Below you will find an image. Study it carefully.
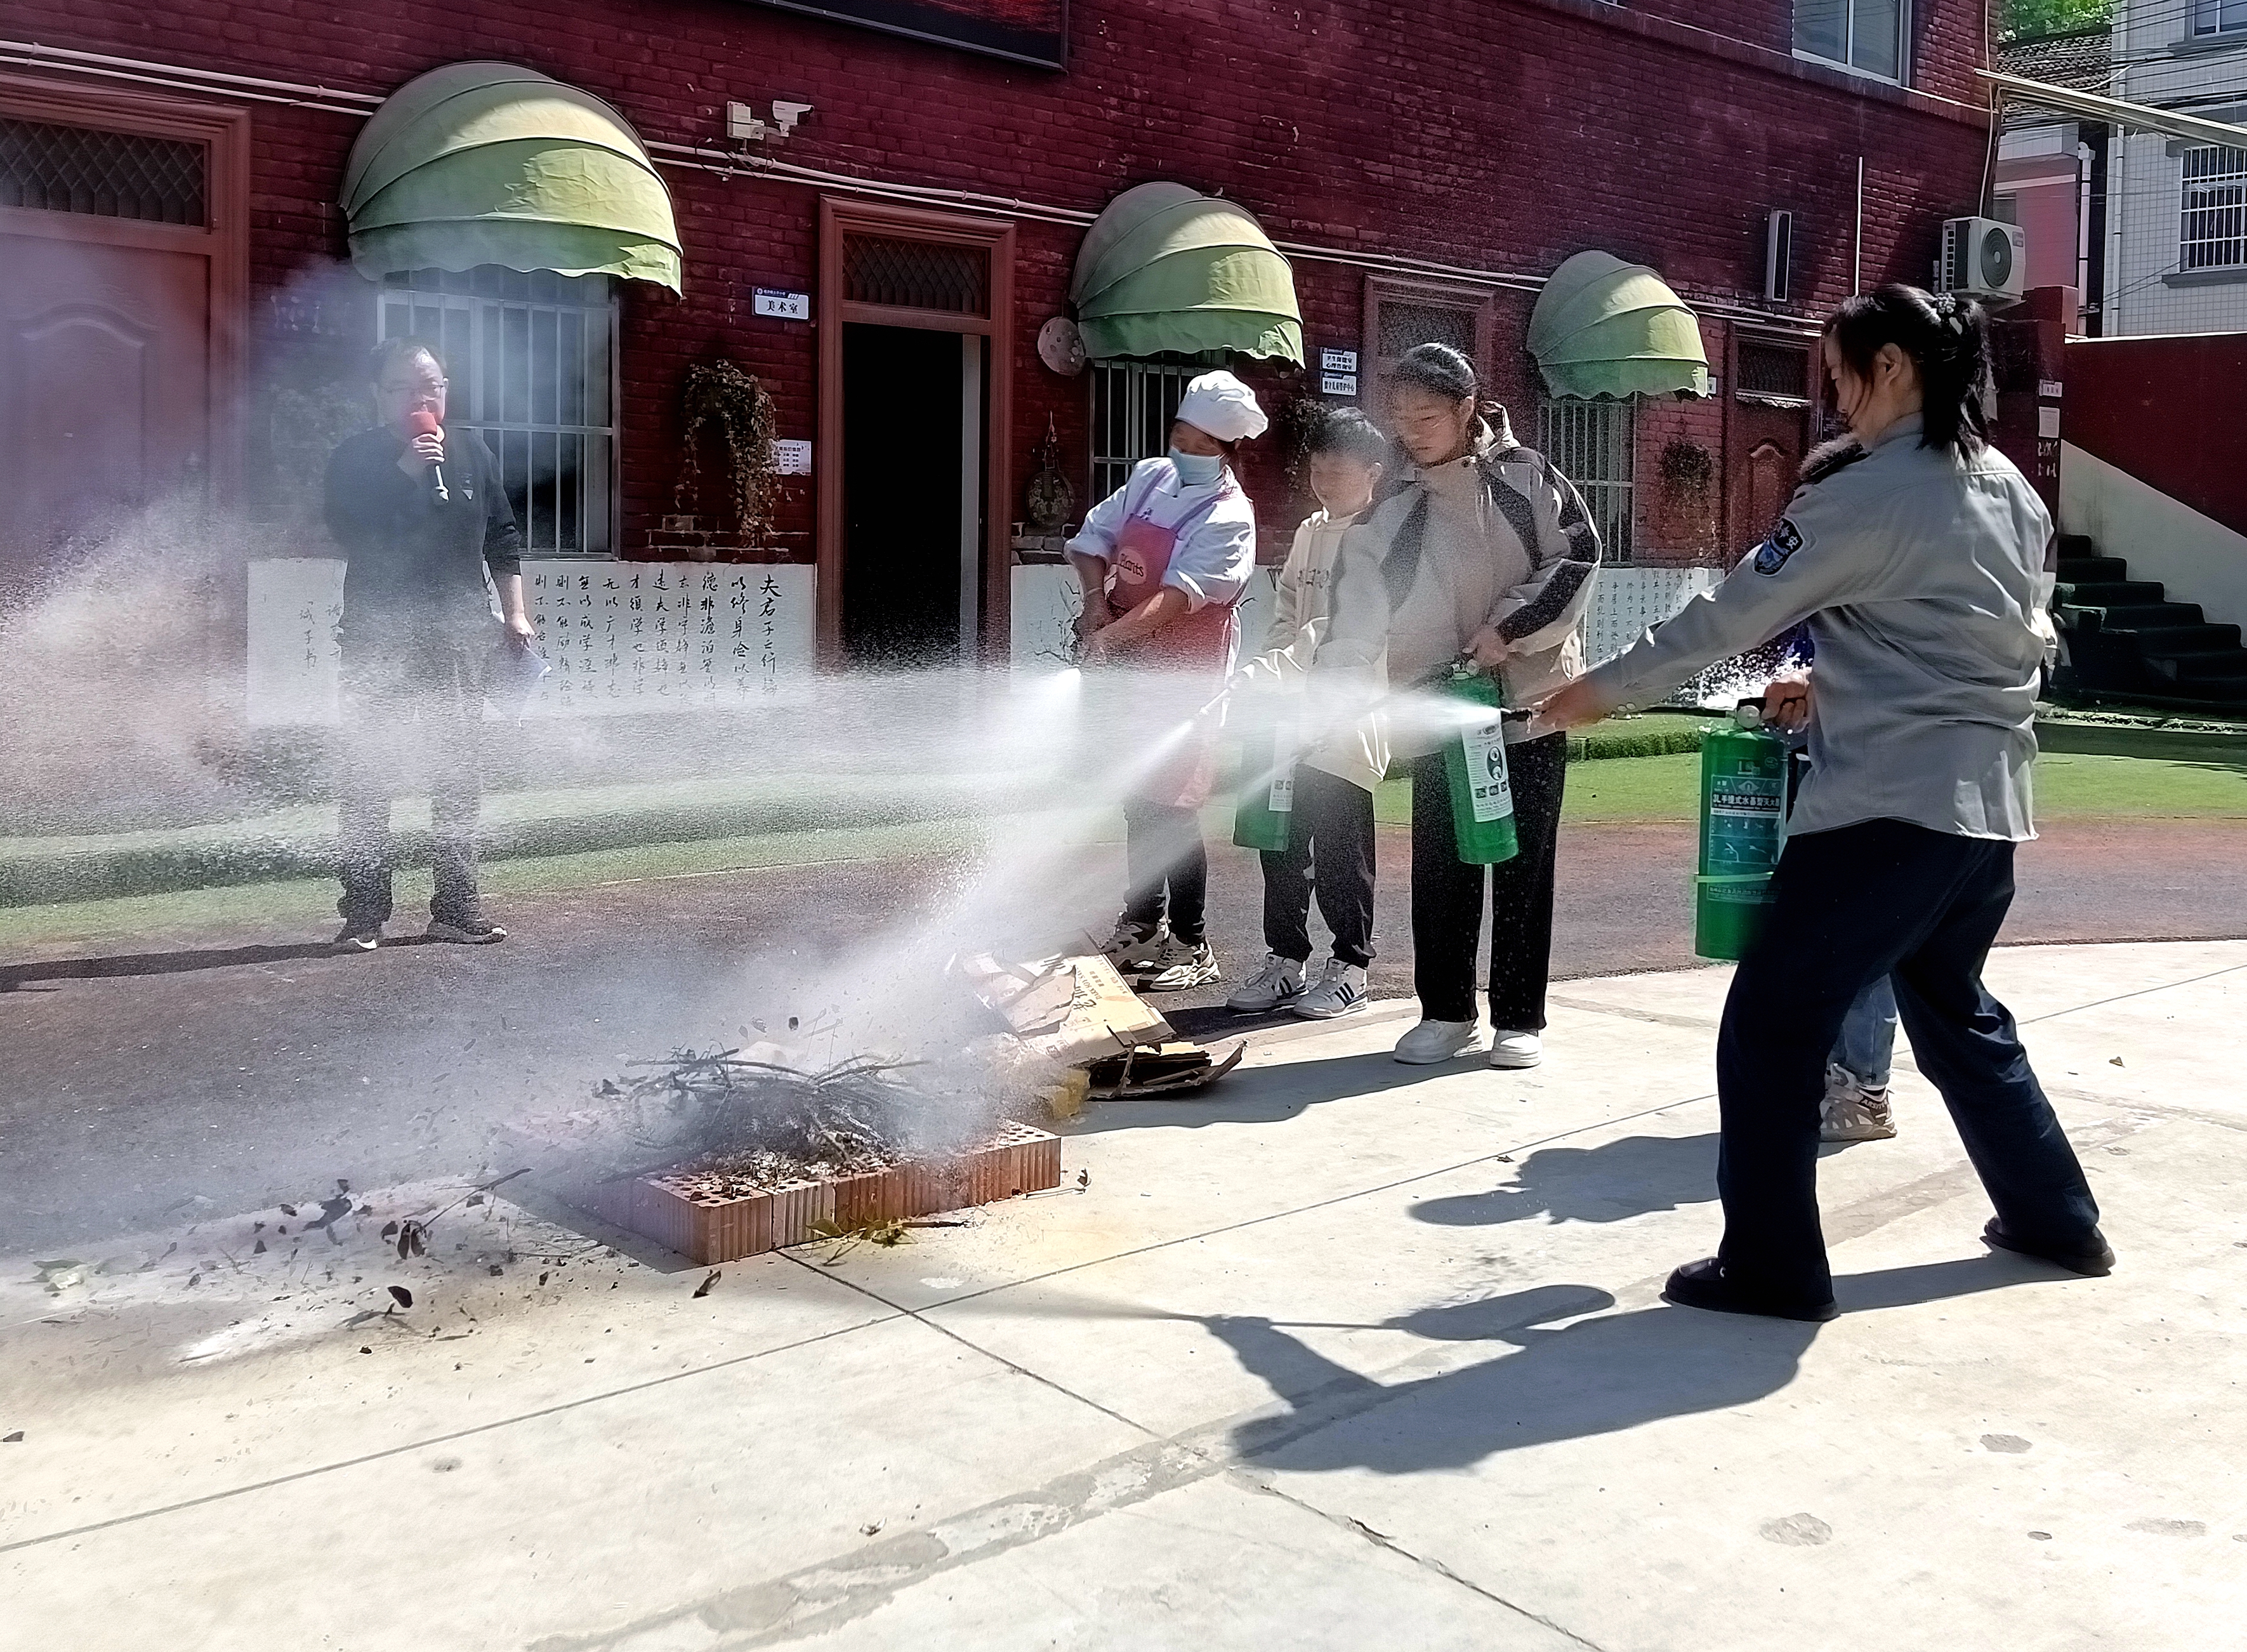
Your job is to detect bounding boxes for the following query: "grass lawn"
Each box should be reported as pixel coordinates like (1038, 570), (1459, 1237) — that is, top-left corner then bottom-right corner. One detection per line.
(1376, 750), (2247, 827)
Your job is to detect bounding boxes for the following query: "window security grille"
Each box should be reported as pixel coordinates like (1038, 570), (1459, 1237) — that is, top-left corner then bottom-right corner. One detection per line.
(843, 235), (989, 315)
(1539, 398), (1637, 565)
(1090, 358), (1201, 505)
(2181, 147), (2247, 272)
(0, 117), (206, 225)
(1794, 0), (1906, 83)
(379, 268), (618, 556)
(1737, 341), (1812, 402)
(1376, 300), (1477, 361)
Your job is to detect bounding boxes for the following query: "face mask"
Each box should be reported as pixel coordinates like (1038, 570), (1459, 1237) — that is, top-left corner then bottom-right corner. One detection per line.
(1168, 447), (1223, 486)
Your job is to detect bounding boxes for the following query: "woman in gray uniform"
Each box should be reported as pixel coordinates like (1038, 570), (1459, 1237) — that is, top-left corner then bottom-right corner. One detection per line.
(1537, 285), (2108, 1321)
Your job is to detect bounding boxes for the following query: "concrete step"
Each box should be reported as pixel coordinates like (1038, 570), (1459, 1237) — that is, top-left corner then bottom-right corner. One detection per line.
(2152, 648), (2247, 684)
(2055, 532), (2100, 560)
(2133, 623), (2244, 654)
(2056, 555), (2130, 583)
(2057, 579), (2168, 606)
(2059, 601), (2205, 630)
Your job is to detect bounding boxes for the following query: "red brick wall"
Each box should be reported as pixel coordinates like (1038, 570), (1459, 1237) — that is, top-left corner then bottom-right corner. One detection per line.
(12, 0), (1991, 568)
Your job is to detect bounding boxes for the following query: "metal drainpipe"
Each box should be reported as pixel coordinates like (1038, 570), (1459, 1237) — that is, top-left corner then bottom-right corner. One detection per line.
(2076, 139), (2094, 322)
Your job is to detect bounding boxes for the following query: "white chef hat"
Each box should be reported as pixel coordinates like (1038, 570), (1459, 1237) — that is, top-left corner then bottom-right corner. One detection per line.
(1173, 370), (1268, 443)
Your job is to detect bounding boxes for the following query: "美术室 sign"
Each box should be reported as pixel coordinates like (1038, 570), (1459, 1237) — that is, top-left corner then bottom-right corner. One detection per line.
(753, 288), (810, 320)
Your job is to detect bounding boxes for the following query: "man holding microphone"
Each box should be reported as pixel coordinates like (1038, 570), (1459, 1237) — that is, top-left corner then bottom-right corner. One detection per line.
(322, 337), (532, 951)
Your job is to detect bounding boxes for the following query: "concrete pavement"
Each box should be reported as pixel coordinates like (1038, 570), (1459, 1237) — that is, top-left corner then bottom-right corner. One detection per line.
(4, 939), (2242, 1650)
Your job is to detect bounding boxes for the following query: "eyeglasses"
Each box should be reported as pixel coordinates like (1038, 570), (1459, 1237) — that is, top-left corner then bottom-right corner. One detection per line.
(379, 379), (449, 393)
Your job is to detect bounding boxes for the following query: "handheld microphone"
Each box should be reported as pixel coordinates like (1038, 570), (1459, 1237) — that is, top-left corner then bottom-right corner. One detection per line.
(406, 409), (450, 503)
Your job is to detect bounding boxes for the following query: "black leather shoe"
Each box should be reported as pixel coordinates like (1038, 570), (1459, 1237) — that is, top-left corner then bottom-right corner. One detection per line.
(1982, 1219), (2115, 1278)
(1662, 1257), (1840, 1323)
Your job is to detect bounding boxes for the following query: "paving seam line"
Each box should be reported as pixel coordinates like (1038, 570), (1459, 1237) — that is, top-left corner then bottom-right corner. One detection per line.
(0, 1311), (907, 1559)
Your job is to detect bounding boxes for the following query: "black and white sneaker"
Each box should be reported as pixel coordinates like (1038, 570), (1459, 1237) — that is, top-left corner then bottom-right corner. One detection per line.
(333, 923), (381, 953)
(1140, 935), (1220, 992)
(425, 918), (507, 944)
(1227, 953), (1306, 1011)
(1291, 961), (1367, 1019)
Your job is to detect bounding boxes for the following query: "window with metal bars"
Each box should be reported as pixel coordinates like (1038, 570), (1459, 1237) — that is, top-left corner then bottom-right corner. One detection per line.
(379, 268), (617, 556)
(1736, 341), (1812, 404)
(1538, 398), (1637, 565)
(0, 117), (206, 225)
(1089, 358), (1205, 505)
(1376, 300), (1477, 361)
(843, 234), (989, 314)
(2180, 146), (2247, 272)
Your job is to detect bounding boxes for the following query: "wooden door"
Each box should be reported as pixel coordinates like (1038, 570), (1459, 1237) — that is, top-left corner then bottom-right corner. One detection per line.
(1, 232), (211, 566)
(0, 75), (248, 600)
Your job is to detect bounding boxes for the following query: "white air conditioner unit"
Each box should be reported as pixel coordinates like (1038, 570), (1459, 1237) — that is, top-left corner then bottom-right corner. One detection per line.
(1939, 216), (2027, 303)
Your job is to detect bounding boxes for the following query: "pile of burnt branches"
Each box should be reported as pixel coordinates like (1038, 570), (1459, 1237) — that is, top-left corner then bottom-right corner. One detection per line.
(605, 1048), (932, 1187)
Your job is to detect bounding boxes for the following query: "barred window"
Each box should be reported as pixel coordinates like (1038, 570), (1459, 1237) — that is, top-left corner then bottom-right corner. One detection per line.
(1736, 341), (1812, 406)
(2181, 146), (2247, 273)
(1539, 398), (1637, 565)
(379, 268), (617, 555)
(0, 117), (205, 225)
(1089, 357), (1203, 504)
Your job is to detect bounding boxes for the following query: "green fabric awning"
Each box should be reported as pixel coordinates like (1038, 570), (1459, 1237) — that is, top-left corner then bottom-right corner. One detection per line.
(1527, 251), (1709, 400)
(1069, 182), (1302, 364)
(342, 62), (682, 292)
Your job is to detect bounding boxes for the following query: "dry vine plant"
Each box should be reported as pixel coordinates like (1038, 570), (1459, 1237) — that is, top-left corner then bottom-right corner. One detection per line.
(673, 360), (781, 539)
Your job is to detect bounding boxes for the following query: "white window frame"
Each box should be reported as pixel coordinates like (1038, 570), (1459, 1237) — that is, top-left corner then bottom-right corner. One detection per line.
(1539, 397), (1637, 566)
(377, 268), (621, 558)
(2180, 145), (2247, 272)
(1793, 1), (1912, 88)
(2191, 1), (2247, 38)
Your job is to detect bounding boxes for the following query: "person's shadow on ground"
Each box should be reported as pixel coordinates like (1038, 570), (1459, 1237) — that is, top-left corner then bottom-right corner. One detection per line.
(0, 937), (439, 991)
(1408, 1132), (1722, 1227)
(1204, 1257), (2051, 1476)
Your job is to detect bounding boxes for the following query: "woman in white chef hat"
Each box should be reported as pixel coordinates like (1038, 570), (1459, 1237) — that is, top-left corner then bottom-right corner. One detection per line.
(1067, 369), (1267, 993)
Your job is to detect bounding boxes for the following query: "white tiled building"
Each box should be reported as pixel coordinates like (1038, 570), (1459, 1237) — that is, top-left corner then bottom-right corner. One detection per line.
(2102, 1), (2247, 335)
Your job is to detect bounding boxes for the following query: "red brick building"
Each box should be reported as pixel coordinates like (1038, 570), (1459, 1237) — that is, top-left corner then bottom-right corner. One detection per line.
(1, 1), (2000, 673)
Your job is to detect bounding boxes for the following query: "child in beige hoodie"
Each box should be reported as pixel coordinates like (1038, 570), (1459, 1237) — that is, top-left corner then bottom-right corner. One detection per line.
(1225, 407), (1390, 1019)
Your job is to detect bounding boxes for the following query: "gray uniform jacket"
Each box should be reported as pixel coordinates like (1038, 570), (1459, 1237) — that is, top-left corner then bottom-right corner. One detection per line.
(1582, 414), (2055, 842)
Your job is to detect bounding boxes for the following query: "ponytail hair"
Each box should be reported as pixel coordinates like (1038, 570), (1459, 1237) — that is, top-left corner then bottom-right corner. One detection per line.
(1388, 341), (1479, 405)
(1824, 284), (1993, 459)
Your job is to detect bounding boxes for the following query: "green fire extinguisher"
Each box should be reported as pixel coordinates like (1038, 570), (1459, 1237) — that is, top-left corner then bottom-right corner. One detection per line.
(1440, 664), (1519, 866)
(1694, 699), (1787, 961)
(1232, 714), (1296, 852)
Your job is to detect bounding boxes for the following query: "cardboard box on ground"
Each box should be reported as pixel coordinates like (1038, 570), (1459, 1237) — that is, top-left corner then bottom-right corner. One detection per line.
(952, 951), (1242, 1111)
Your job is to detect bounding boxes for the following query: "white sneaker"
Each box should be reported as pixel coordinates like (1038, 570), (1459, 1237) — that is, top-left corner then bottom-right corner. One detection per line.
(1821, 1064), (1897, 1141)
(1227, 953), (1305, 1011)
(1102, 922), (1166, 973)
(1393, 1018), (1484, 1064)
(1142, 935), (1220, 992)
(1293, 961), (1369, 1020)
(1488, 1030), (1543, 1069)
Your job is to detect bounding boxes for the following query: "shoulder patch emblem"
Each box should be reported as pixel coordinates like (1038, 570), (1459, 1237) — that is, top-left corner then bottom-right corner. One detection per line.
(1754, 515), (1810, 576)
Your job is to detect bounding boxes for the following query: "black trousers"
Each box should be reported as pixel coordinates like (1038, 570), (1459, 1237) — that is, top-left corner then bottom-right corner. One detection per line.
(1716, 819), (2101, 1305)
(1260, 766), (1377, 968)
(1407, 732), (1566, 1029)
(337, 634), (488, 930)
(1121, 800), (1208, 945)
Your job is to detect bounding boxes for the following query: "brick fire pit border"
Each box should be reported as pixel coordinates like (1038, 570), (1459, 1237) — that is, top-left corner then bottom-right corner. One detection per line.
(584, 1121), (1062, 1264)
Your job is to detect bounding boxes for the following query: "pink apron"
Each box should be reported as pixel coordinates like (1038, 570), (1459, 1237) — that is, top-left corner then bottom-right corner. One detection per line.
(1105, 468), (1243, 809)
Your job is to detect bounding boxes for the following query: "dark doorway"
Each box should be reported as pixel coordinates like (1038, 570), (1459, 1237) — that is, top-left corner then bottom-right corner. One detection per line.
(841, 322), (983, 667)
